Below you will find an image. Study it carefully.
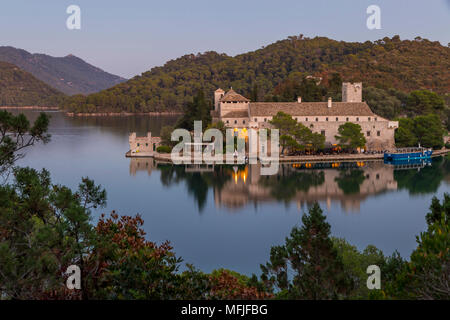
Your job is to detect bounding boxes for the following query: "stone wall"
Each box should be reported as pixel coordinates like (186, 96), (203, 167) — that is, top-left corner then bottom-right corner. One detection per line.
(129, 132), (161, 155)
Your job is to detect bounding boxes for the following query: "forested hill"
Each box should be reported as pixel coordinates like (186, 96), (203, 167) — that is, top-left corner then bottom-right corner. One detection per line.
(0, 46), (126, 95)
(0, 61), (65, 106)
(63, 36), (450, 114)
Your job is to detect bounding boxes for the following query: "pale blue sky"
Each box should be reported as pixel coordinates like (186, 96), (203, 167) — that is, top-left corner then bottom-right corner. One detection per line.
(1, 0), (449, 78)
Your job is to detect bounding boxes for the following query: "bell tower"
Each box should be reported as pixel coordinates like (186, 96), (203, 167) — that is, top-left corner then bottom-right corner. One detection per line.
(214, 88), (225, 111)
(342, 82), (362, 102)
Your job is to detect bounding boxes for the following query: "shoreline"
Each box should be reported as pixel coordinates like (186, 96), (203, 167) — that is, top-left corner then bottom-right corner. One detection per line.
(128, 149), (450, 163)
(66, 111), (182, 117)
(0, 106), (59, 110)
(0, 106), (181, 117)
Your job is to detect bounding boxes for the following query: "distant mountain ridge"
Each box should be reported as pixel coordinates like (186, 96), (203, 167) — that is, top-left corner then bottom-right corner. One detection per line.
(62, 35), (450, 114)
(0, 61), (64, 106)
(0, 46), (126, 95)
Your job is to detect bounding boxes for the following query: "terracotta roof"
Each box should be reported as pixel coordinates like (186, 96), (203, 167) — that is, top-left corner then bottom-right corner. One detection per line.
(220, 89), (250, 102)
(221, 110), (249, 118)
(249, 102), (376, 117)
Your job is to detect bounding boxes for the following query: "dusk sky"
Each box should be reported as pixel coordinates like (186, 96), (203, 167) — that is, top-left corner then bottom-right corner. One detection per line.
(1, 0), (449, 78)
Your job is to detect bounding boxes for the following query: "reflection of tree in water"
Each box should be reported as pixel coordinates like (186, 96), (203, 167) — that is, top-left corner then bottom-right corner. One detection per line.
(394, 157), (446, 194)
(259, 167), (325, 202)
(157, 165), (232, 212)
(334, 169), (366, 194)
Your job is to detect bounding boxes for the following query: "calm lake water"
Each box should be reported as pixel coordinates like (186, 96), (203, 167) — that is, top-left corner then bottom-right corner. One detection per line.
(12, 109), (450, 275)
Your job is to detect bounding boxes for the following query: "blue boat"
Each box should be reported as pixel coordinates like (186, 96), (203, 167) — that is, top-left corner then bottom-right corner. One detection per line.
(384, 147), (433, 161)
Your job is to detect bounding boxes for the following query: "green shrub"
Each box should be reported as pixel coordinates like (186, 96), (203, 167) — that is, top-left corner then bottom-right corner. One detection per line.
(156, 145), (172, 153)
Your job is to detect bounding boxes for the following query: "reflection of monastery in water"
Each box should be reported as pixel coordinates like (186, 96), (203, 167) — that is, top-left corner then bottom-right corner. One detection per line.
(213, 162), (398, 212)
(128, 157), (447, 213)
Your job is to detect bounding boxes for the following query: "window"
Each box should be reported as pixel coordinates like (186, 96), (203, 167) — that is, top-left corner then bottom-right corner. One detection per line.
(264, 118), (267, 122)
(375, 117), (378, 121)
(243, 120), (246, 124)
(254, 118), (257, 122)
(305, 117), (308, 121)
(137, 143), (140, 147)
(315, 118), (318, 122)
(377, 131), (381, 136)
(368, 117), (371, 121)
(356, 117), (359, 121)
(234, 120), (237, 124)
(145, 143), (148, 146)
(367, 131), (370, 136)
(326, 117), (329, 121)
(321, 130), (325, 136)
(376, 174), (380, 180)
(336, 117), (339, 121)
(346, 117), (349, 121)
(226, 120), (229, 124)
(310, 124), (314, 128)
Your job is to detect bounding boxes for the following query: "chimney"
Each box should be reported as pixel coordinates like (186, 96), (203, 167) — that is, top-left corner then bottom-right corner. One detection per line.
(328, 97), (332, 108)
(297, 96), (302, 103)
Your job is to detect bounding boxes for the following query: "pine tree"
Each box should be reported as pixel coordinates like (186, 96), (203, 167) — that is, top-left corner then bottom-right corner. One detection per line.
(176, 89), (211, 131)
(261, 203), (353, 299)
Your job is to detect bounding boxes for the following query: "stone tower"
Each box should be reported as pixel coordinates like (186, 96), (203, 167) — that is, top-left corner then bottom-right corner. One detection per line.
(342, 82), (362, 102)
(214, 88), (225, 111)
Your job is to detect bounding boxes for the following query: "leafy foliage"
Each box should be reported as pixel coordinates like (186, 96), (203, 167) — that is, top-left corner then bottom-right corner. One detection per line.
(61, 36), (450, 114)
(0, 61), (64, 106)
(335, 122), (366, 150)
(270, 111), (325, 153)
(0, 168), (106, 299)
(332, 238), (405, 299)
(395, 114), (444, 148)
(0, 110), (50, 175)
(391, 194), (450, 299)
(260, 203), (354, 299)
(175, 89), (211, 130)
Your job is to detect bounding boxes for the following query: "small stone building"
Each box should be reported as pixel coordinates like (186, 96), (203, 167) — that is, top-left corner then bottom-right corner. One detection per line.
(128, 132), (161, 157)
(211, 83), (398, 151)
